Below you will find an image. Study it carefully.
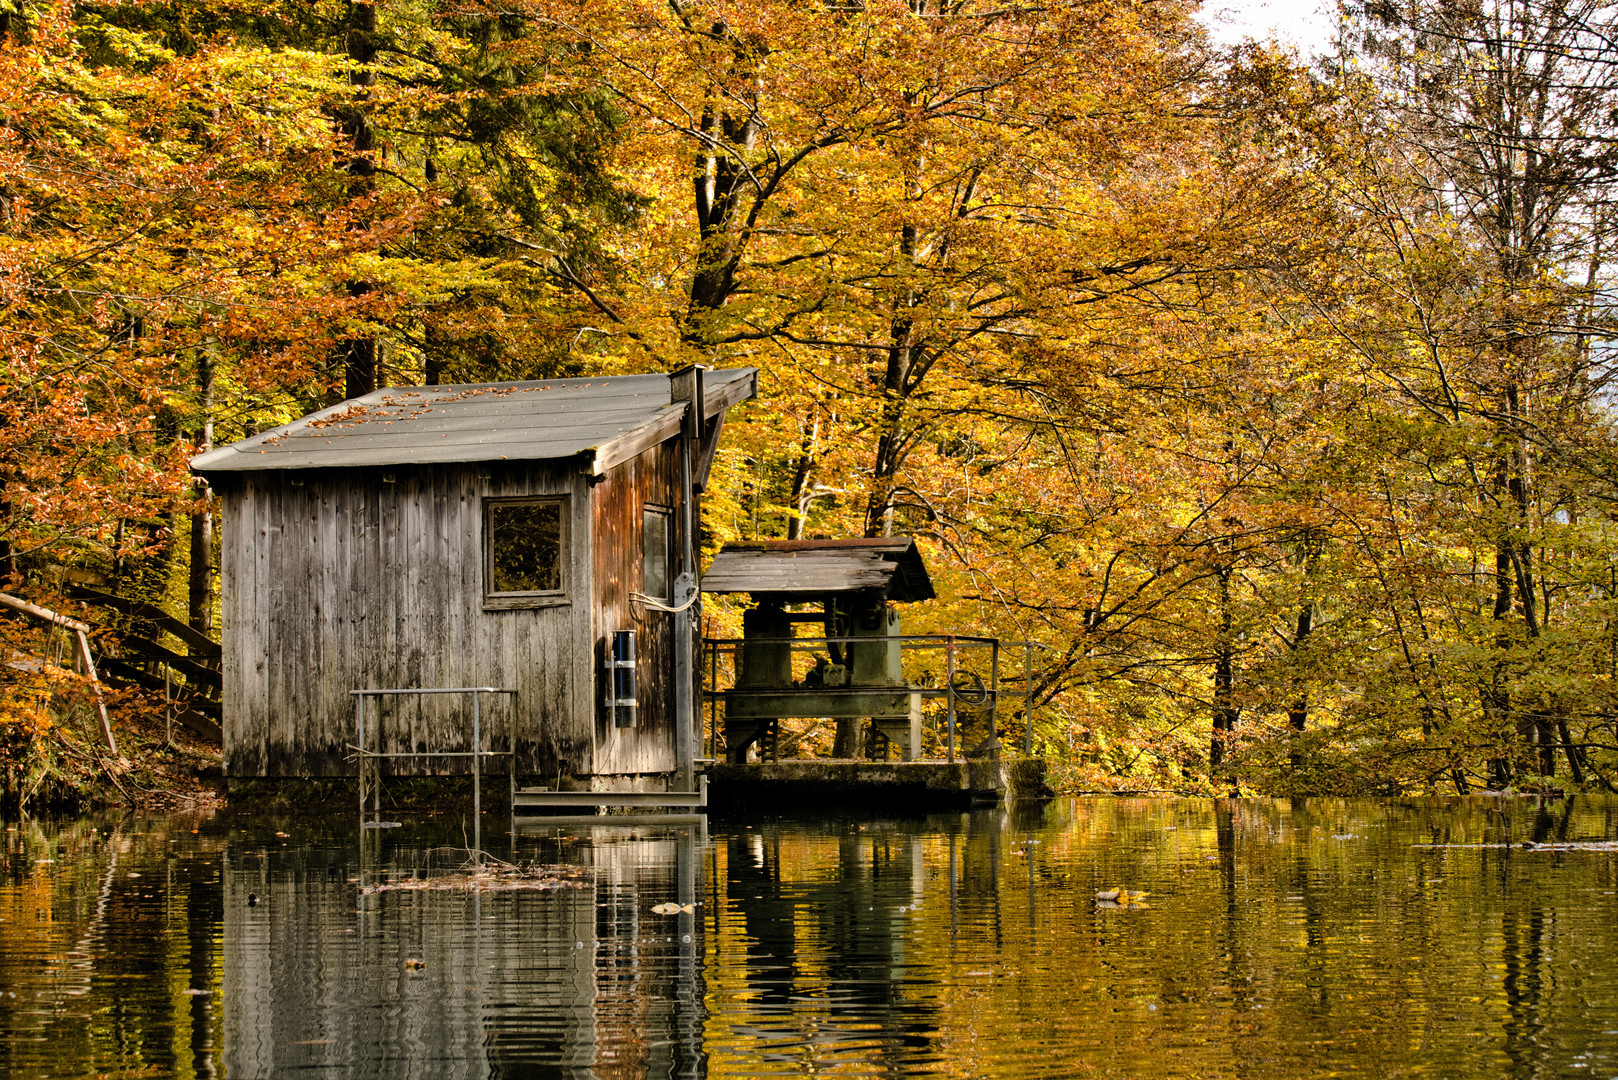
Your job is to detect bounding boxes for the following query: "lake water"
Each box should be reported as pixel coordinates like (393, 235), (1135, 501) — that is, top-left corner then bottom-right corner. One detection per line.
(2, 796), (1616, 1078)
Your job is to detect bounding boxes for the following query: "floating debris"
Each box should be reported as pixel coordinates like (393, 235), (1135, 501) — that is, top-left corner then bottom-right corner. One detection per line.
(362, 821), (402, 829)
(651, 902), (696, 915)
(1411, 841), (1618, 851)
(1096, 887), (1150, 907)
(359, 863), (589, 895)
(182, 989), (211, 996)
(403, 958), (426, 972)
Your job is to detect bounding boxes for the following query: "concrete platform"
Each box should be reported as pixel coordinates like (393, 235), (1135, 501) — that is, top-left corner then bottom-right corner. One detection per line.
(705, 758), (1050, 811)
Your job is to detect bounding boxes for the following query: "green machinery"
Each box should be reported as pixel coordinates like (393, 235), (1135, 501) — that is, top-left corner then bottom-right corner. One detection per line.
(700, 538), (935, 762)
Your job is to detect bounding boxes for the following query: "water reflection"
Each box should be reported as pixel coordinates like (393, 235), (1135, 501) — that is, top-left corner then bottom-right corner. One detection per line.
(224, 818), (708, 1079)
(0, 797), (1615, 1078)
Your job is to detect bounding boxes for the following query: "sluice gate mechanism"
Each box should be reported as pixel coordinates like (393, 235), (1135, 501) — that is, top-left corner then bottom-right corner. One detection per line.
(700, 538), (1002, 765)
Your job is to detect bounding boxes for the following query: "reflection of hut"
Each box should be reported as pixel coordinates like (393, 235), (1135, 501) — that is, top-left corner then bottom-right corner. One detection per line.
(701, 538), (935, 761)
(223, 823), (706, 1077)
(192, 367), (755, 789)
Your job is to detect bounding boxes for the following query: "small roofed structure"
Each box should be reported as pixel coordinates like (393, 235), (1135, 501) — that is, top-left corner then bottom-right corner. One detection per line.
(193, 366), (756, 795)
(702, 537), (934, 762)
(701, 538), (935, 603)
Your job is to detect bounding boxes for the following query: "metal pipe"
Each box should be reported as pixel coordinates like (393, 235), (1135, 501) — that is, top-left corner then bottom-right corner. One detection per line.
(357, 693), (366, 821)
(349, 687), (509, 695)
(374, 707), (382, 814)
(472, 689), (482, 858)
(350, 750), (510, 759)
(349, 687), (515, 828)
(701, 634), (1001, 647)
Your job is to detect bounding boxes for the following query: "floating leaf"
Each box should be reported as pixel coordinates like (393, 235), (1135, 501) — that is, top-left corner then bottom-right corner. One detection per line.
(652, 902), (696, 915)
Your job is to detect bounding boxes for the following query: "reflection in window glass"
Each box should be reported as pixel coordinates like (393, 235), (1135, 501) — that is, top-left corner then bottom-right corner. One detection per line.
(488, 501), (563, 594)
(643, 508), (670, 599)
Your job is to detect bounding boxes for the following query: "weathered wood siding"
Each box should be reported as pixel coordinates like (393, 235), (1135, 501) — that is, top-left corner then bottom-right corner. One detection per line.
(590, 439), (681, 776)
(217, 462), (595, 777)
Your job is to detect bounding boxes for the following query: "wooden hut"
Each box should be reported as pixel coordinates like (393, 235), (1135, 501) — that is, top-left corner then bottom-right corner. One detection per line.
(191, 366), (756, 791)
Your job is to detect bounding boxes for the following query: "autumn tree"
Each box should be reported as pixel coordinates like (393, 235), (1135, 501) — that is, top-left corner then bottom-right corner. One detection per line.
(1312, 0), (1618, 785)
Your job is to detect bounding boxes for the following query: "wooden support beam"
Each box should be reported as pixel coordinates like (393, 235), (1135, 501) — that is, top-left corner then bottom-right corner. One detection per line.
(69, 586), (220, 657)
(0, 591), (90, 633)
(73, 630), (117, 755)
(587, 404), (686, 476)
(693, 411), (726, 493)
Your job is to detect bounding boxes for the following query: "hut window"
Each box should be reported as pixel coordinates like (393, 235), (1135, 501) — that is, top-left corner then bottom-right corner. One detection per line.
(643, 506), (671, 600)
(484, 497), (568, 607)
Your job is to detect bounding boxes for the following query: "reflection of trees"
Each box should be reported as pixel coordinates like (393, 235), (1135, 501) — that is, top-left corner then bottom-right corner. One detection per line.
(4, 800), (1618, 1076)
(0, 815), (226, 1077)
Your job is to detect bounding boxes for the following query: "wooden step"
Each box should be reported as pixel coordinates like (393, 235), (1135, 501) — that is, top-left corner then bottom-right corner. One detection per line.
(512, 776), (707, 812)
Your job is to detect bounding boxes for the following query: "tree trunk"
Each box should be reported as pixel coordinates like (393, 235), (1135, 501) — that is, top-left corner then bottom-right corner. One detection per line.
(1210, 564), (1237, 776)
(0, 487), (14, 587)
(1287, 599), (1313, 772)
(188, 350), (215, 639)
(340, 0), (379, 399)
(785, 415), (820, 541)
(864, 222), (922, 539)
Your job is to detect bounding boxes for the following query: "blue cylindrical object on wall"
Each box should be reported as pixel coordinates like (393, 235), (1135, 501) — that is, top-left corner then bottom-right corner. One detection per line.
(612, 629), (638, 728)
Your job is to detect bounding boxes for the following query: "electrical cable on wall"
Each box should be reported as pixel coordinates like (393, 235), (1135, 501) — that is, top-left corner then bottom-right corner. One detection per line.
(630, 590), (700, 613)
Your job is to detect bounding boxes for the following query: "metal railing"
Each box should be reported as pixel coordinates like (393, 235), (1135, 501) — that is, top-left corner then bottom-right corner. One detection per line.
(701, 634), (1002, 762)
(350, 687), (517, 830)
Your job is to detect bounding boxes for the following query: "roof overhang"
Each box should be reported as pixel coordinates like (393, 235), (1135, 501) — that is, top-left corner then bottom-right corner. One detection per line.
(701, 537), (935, 603)
(191, 367), (758, 477)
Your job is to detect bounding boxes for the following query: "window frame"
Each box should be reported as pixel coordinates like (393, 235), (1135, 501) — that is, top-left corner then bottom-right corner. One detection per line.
(482, 495), (571, 610)
(642, 503), (673, 602)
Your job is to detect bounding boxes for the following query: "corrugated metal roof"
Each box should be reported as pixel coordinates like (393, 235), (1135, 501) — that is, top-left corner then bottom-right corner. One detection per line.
(191, 368), (756, 474)
(702, 538), (935, 602)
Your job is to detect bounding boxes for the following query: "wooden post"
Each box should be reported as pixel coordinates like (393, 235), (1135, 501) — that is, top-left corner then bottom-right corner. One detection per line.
(74, 630), (117, 756)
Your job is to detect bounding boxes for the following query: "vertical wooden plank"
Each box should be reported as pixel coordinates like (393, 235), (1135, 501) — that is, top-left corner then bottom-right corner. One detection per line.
(262, 475), (286, 771)
(220, 482), (253, 774)
(589, 439), (678, 778)
(310, 477), (341, 772)
(330, 475), (355, 774)
(315, 478), (339, 769)
(456, 466), (481, 769)
(570, 465), (589, 779)
(400, 468), (427, 765)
